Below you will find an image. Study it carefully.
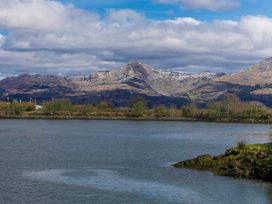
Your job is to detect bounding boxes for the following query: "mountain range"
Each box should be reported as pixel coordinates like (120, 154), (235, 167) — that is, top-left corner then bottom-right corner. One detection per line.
(0, 58), (272, 107)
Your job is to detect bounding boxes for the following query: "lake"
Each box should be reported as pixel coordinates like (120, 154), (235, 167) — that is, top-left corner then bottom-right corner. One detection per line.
(0, 120), (271, 203)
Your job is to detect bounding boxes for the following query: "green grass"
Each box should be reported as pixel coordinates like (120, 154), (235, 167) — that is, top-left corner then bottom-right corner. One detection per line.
(174, 142), (272, 182)
(246, 143), (272, 151)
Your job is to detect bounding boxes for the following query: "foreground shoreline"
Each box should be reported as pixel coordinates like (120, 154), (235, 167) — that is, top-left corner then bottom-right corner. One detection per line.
(173, 143), (272, 182)
(0, 114), (271, 124)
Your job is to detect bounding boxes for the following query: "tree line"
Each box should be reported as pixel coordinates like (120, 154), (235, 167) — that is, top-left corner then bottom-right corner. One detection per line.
(0, 95), (271, 122)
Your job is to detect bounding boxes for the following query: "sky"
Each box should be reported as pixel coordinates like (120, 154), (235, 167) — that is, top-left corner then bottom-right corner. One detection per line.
(0, 0), (272, 77)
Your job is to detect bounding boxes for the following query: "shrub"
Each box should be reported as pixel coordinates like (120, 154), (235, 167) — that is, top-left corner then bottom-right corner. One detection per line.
(43, 99), (72, 115)
(8, 102), (36, 115)
(237, 140), (247, 150)
(80, 104), (96, 116)
(97, 101), (112, 111)
(181, 103), (198, 117)
(0, 102), (10, 114)
(153, 105), (170, 117)
(131, 99), (146, 117)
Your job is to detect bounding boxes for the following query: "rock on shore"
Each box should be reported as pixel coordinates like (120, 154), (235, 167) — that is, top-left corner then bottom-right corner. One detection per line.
(173, 143), (272, 182)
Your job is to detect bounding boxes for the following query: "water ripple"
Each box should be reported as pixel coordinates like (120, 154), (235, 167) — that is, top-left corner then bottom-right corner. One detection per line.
(24, 169), (210, 203)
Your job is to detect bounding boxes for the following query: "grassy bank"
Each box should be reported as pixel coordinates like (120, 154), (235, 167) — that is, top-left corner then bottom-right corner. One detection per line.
(173, 143), (272, 182)
(0, 114), (272, 124)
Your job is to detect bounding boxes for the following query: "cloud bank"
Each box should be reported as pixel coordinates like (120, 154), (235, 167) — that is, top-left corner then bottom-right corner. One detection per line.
(0, 0), (271, 76)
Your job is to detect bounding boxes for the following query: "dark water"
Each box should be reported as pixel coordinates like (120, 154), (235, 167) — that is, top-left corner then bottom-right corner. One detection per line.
(0, 120), (271, 204)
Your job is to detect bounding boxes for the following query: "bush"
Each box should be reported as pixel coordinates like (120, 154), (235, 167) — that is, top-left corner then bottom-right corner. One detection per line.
(0, 102), (10, 114)
(131, 99), (146, 117)
(153, 105), (170, 117)
(96, 101), (112, 111)
(43, 99), (72, 115)
(237, 140), (247, 150)
(80, 104), (96, 116)
(207, 95), (243, 118)
(181, 103), (198, 117)
(0, 101), (36, 116)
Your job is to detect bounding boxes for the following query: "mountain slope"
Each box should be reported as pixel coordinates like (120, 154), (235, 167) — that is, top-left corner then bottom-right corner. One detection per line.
(71, 61), (222, 97)
(0, 74), (78, 92)
(216, 58), (272, 86)
(190, 58), (272, 106)
(0, 74), (79, 101)
(0, 59), (272, 107)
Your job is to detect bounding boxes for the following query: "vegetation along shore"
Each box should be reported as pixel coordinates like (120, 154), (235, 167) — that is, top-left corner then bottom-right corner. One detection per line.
(1, 95), (272, 123)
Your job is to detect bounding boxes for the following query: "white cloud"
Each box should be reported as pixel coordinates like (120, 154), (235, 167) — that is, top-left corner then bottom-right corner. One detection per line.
(0, 49), (123, 76)
(0, 33), (4, 47)
(0, 0), (99, 32)
(162, 17), (201, 25)
(155, 0), (240, 11)
(0, 0), (271, 77)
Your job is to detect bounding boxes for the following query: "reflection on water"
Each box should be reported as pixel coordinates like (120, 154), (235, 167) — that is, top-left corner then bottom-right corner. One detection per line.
(25, 169), (210, 203)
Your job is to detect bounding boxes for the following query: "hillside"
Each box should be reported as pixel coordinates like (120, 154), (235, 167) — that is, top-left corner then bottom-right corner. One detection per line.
(186, 58), (272, 106)
(0, 59), (272, 107)
(70, 61), (221, 96)
(217, 58), (272, 86)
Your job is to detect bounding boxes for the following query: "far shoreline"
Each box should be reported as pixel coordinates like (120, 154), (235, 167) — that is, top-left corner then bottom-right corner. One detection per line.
(0, 115), (271, 124)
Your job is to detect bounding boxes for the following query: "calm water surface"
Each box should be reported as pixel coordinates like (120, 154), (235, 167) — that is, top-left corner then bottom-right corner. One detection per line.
(0, 120), (271, 204)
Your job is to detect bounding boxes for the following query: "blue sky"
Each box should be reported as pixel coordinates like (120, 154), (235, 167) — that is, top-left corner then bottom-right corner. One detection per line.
(59, 0), (272, 20)
(0, 0), (271, 77)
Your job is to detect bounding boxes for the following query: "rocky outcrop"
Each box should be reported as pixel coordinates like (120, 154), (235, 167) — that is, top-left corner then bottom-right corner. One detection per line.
(173, 143), (272, 182)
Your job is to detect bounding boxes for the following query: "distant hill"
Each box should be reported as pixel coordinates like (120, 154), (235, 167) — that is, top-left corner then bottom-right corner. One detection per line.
(0, 60), (272, 107)
(216, 57), (272, 86)
(190, 58), (272, 106)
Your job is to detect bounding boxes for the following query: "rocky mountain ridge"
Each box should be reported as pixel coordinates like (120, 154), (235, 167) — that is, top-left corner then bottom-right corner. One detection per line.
(0, 59), (272, 107)
(70, 61), (223, 97)
(216, 57), (272, 86)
